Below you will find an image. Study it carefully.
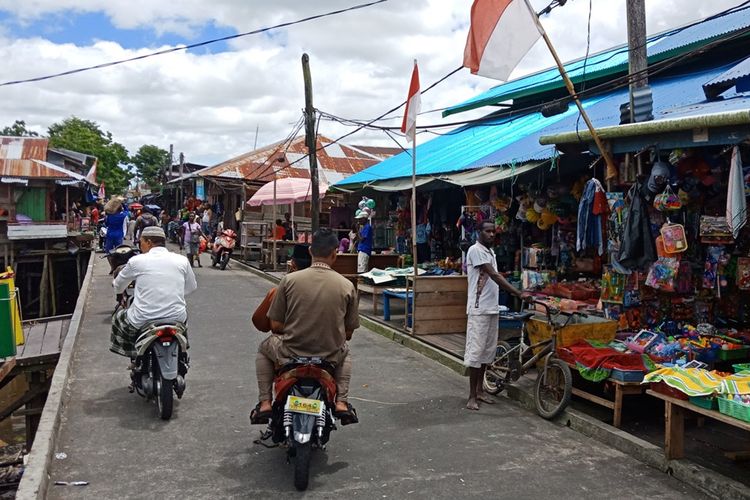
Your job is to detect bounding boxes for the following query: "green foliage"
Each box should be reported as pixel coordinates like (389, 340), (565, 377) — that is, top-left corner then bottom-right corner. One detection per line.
(47, 117), (132, 194)
(131, 144), (170, 191)
(1, 120), (39, 137)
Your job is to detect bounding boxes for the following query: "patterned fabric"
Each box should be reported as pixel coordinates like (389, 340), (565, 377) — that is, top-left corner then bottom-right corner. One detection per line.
(559, 340), (653, 382)
(111, 309), (139, 358)
(644, 367), (750, 396)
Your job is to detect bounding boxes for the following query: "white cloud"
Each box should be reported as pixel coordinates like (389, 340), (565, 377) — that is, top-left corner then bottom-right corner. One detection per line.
(0, 0), (742, 166)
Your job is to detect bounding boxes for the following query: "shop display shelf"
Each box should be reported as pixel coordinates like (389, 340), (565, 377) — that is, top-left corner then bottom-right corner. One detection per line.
(718, 397), (750, 423)
(688, 395), (719, 410)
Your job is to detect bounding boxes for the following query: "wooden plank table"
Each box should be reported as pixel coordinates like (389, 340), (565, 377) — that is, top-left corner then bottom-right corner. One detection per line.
(567, 362), (647, 428)
(646, 389), (750, 460)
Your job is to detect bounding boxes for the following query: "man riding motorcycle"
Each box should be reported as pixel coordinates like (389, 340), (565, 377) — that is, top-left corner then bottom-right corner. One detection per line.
(111, 226), (197, 360)
(251, 228), (359, 424)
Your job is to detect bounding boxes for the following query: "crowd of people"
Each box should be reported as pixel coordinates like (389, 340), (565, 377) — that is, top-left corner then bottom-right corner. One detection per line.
(97, 196), (227, 268)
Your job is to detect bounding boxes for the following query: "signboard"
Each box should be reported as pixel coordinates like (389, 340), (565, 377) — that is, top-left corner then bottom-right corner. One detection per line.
(195, 179), (205, 200)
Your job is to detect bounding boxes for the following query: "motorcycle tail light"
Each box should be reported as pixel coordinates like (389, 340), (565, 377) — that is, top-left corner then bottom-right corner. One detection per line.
(156, 327), (175, 337)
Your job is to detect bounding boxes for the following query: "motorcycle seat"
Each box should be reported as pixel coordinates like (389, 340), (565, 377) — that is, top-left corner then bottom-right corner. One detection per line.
(277, 358), (336, 377)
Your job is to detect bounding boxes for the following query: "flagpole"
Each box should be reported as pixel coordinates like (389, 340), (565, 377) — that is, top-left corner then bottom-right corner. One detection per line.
(529, 2), (618, 181)
(409, 59), (419, 333)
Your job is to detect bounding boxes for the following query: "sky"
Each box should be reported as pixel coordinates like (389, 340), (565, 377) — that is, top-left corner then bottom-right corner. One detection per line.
(0, 0), (743, 166)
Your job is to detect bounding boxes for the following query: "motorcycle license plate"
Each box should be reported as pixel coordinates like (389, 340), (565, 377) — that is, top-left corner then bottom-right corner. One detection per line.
(285, 396), (323, 416)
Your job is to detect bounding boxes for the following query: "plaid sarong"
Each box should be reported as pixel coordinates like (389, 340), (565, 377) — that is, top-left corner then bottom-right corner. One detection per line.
(111, 309), (139, 358)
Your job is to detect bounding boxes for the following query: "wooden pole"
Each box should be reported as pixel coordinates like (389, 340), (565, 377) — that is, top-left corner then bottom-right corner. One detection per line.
(302, 53), (320, 233)
(534, 18), (618, 181)
(409, 59), (419, 332)
(49, 257), (56, 316)
(627, 0), (647, 176)
(272, 176), (277, 271)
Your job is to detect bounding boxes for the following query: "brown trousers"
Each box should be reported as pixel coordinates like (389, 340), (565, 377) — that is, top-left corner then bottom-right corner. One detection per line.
(256, 335), (352, 403)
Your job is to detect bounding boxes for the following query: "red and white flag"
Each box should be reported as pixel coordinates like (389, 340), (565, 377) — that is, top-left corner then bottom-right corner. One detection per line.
(400, 60), (421, 142)
(85, 160), (97, 184)
(98, 182), (105, 199)
(463, 0), (543, 81)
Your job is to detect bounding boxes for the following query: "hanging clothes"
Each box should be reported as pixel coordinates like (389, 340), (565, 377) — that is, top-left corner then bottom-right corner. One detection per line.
(727, 145), (747, 239)
(617, 181), (657, 270)
(576, 178), (605, 256)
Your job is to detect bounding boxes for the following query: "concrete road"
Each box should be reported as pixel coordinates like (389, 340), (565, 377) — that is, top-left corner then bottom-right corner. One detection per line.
(47, 251), (705, 499)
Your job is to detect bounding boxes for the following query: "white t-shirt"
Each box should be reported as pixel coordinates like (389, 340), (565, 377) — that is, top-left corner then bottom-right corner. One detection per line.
(466, 242), (499, 316)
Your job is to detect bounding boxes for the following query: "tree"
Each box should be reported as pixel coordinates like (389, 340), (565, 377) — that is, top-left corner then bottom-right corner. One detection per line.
(131, 145), (170, 191)
(1, 120), (39, 137)
(47, 117), (132, 194)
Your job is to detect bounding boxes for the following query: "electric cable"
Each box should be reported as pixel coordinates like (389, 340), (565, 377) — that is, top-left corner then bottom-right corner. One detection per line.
(0, 0), (389, 87)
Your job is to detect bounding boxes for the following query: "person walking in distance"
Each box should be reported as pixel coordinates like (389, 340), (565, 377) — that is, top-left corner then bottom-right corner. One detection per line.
(183, 213), (204, 268)
(356, 213), (372, 273)
(464, 221), (531, 411)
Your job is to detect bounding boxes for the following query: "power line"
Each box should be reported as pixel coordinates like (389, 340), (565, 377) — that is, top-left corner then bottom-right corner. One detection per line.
(0, 0), (389, 87)
(318, 23), (750, 136)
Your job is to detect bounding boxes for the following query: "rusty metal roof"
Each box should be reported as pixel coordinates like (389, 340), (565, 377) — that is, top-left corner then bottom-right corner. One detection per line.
(198, 135), (388, 186)
(349, 145), (402, 159)
(0, 136), (48, 161)
(0, 136), (87, 181)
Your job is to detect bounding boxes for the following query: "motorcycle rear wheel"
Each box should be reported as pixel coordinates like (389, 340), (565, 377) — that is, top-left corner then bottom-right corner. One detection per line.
(220, 252), (230, 270)
(156, 375), (174, 420)
(293, 442), (312, 491)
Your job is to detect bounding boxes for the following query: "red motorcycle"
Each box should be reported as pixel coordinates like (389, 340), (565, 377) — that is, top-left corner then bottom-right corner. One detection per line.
(211, 228), (236, 270)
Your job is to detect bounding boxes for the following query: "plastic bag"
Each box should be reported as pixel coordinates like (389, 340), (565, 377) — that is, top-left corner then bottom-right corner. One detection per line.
(653, 185), (682, 211)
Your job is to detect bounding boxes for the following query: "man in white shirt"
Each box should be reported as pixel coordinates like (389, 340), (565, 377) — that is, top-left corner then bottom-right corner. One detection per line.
(465, 221), (530, 411)
(110, 226), (197, 358)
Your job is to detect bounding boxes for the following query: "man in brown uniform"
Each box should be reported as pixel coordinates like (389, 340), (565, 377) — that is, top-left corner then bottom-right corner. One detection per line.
(252, 228), (359, 421)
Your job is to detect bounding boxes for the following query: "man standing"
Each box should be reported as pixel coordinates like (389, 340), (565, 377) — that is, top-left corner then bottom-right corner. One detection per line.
(111, 226), (197, 358)
(356, 214), (373, 273)
(251, 229), (359, 424)
(465, 221), (530, 411)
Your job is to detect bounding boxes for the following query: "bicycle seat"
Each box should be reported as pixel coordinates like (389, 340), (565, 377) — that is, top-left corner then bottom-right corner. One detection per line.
(517, 311), (536, 322)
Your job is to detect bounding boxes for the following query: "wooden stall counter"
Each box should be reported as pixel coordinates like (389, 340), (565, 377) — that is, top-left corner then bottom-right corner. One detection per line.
(331, 253), (400, 275)
(407, 275), (467, 335)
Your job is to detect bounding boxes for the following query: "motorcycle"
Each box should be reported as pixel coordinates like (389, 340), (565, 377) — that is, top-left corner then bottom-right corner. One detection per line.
(255, 356), (353, 491)
(167, 220), (182, 245)
(97, 221), (107, 251)
(107, 245), (139, 315)
(130, 322), (189, 420)
(211, 228), (237, 270)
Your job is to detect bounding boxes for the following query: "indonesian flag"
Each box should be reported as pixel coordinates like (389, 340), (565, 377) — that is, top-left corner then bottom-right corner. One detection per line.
(98, 182), (105, 199)
(400, 60), (421, 142)
(85, 160), (97, 184)
(463, 0), (544, 81)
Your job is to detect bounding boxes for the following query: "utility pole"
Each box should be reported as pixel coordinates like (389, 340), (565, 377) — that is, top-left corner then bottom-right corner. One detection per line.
(627, 0), (648, 121)
(302, 53), (320, 233)
(179, 151), (185, 211)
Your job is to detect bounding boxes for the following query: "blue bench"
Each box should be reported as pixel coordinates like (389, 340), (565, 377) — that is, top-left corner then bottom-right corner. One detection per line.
(382, 289), (413, 327)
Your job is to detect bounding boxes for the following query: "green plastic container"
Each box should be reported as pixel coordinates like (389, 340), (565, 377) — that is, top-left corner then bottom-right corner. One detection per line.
(718, 397), (750, 423)
(689, 395), (718, 410)
(718, 347), (750, 361)
(0, 283), (18, 358)
(733, 363), (750, 374)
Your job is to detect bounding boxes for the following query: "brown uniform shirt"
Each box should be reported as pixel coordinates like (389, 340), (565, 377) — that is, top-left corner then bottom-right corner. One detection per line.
(267, 263), (359, 360)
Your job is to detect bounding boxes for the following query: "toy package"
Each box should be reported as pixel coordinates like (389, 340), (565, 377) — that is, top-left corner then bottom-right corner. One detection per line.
(737, 257), (750, 290)
(660, 222), (688, 254)
(646, 257), (680, 292)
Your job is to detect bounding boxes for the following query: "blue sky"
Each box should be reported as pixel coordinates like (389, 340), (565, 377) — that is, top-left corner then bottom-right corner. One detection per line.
(0, 10), (236, 53)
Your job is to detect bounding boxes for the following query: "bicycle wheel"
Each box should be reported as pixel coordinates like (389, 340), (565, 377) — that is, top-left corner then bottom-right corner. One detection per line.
(483, 341), (513, 395)
(534, 358), (572, 420)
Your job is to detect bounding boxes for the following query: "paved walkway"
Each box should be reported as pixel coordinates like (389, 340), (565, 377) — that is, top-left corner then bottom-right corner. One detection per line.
(46, 251), (705, 499)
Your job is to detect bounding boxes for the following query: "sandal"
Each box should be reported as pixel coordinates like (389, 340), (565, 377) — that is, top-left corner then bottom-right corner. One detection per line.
(249, 403), (272, 425)
(333, 402), (359, 426)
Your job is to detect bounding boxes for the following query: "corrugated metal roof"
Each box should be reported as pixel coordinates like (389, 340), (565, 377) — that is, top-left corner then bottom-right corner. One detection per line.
(337, 65), (731, 187)
(197, 135), (385, 185)
(703, 56), (750, 98)
(0, 136), (88, 181)
(0, 158), (87, 180)
(444, 6), (750, 117)
(0, 136), (48, 160)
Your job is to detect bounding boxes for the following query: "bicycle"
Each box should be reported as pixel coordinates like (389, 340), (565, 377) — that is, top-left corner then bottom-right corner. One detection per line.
(483, 301), (583, 420)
